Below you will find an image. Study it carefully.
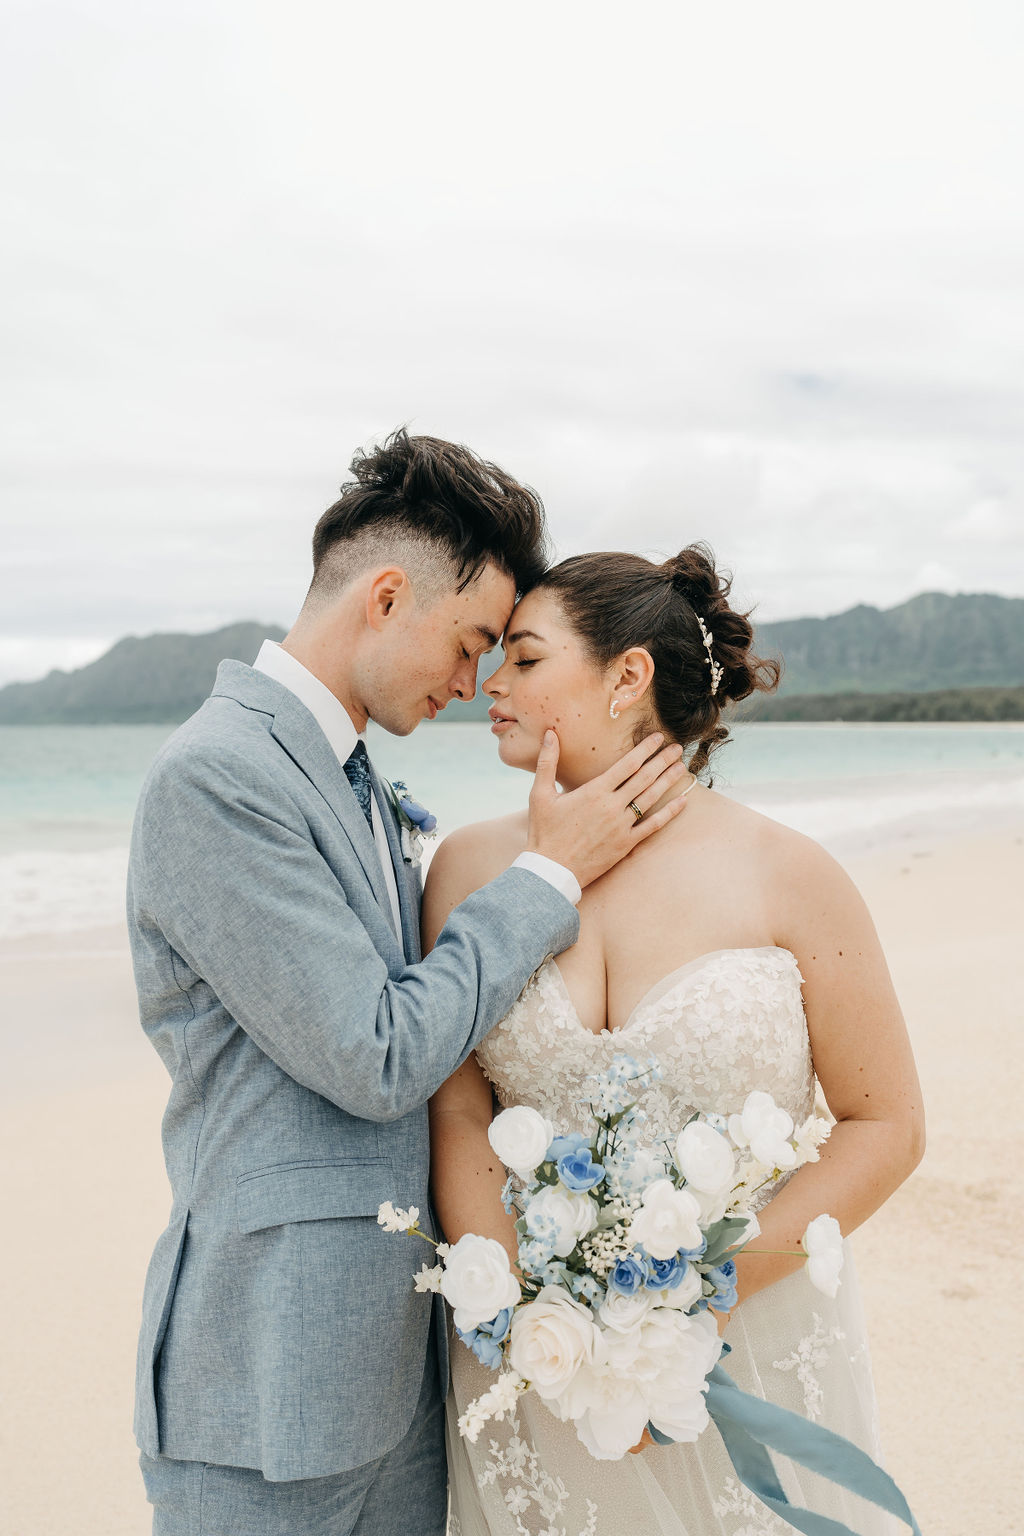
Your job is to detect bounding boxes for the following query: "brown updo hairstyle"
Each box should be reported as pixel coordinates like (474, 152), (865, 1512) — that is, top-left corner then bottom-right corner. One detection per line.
(534, 544), (781, 780)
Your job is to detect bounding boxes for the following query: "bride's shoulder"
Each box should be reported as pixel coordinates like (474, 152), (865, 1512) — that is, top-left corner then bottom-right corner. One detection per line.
(706, 791), (851, 893)
(424, 810), (529, 902)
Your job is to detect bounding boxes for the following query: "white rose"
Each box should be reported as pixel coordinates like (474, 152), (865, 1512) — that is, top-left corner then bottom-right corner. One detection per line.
(675, 1121), (735, 1194)
(439, 1233), (521, 1332)
(597, 1287), (655, 1334)
(728, 1091), (797, 1170)
(524, 1184), (599, 1258)
(507, 1288), (603, 1401)
(802, 1213), (845, 1298)
(487, 1105), (554, 1177)
(629, 1179), (704, 1260)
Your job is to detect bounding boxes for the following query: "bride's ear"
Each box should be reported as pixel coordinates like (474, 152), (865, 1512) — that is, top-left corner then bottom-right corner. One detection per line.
(609, 647), (655, 712)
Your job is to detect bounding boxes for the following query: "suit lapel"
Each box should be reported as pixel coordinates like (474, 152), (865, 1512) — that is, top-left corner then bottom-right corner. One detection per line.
(212, 662), (411, 959)
(369, 761), (422, 963)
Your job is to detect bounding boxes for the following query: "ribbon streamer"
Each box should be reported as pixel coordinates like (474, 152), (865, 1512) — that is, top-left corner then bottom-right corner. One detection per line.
(646, 1352), (921, 1535)
(701, 1361), (921, 1535)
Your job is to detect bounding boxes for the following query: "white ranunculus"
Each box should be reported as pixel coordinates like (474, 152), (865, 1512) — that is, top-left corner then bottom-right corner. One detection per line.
(654, 1261), (703, 1314)
(692, 1184), (731, 1227)
(524, 1184), (599, 1258)
(439, 1234), (521, 1332)
(675, 1121), (736, 1194)
(629, 1179), (704, 1260)
(487, 1105), (554, 1177)
(507, 1288), (603, 1401)
(728, 1091), (798, 1170)
(802, 1214), (845, 1298)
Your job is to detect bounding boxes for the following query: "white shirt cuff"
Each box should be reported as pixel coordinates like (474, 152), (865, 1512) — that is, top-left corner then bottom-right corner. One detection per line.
(511, 852), (582, 907)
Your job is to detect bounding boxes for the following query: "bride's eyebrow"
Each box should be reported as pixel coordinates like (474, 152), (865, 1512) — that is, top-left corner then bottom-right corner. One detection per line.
(504, 627), (547, 646)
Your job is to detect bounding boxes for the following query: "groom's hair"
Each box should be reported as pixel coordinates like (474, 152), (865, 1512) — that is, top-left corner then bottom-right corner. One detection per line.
(307, 428), (549, 606)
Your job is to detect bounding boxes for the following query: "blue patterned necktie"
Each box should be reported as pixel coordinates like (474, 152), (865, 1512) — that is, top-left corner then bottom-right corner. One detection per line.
(343, 740), (374, 832)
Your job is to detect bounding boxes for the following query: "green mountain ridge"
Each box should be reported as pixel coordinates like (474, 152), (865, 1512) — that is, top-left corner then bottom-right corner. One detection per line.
(0, 592), (1021, 725)
(0, 622), (286, 724)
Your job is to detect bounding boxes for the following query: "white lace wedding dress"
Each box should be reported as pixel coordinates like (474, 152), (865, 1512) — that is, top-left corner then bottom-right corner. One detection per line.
(445, 947), (899, 1536)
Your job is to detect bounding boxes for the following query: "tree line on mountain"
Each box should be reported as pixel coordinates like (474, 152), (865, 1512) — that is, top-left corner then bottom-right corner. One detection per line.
(0, 593), (1021, 725)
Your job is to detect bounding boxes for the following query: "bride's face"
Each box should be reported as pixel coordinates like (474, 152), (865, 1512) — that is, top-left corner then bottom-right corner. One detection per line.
(483, 590), (625, 786)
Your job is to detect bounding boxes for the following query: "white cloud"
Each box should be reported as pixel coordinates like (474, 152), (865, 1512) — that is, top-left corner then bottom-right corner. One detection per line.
(1, 0), (1022, 683)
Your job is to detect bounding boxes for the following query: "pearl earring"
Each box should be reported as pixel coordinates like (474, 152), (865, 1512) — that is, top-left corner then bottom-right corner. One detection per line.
(609, 701), (621, 720)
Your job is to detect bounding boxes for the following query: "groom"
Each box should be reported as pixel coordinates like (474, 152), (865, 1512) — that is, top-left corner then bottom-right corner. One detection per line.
(129, 429), (688, 1535)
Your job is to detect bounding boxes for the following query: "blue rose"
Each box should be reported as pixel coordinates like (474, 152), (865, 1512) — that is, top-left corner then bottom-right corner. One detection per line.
(398, 794), (437, 833)
(607, 1255), (646, 1296)
(644, 1254), (686, 1290)
(457, 1307), (513, 1369)
(546, 1132), (589, 1162)
(678, 1237), (707, 1261)
(707, 1260), (738, 1312)
(556, 1149), (605, 1192)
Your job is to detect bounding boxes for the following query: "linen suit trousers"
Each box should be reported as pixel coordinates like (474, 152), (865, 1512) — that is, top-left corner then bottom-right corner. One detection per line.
(140, 1322), (446, 1536)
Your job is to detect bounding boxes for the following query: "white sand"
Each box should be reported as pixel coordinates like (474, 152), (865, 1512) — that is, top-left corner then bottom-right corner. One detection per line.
(1, 829), (1021, 1534)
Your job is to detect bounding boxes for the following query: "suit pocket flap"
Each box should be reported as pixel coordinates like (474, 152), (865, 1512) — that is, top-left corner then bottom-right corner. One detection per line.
(236, 1160), (396, 1234)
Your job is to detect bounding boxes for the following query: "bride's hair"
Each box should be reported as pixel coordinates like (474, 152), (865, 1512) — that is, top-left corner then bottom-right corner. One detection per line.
(533, 544), (781, 779)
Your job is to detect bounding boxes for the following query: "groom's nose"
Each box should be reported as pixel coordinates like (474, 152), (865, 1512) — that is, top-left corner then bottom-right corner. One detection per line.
(450, 656), (478, 701)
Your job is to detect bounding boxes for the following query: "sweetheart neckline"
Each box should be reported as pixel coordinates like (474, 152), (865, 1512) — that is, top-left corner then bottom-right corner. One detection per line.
(540, 945), (800, 1039)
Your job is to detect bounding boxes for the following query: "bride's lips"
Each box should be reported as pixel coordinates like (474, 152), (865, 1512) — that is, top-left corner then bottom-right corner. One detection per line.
(488, 705), (517, 734)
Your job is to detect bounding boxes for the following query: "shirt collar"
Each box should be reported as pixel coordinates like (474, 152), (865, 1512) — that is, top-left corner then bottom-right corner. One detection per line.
(253, 639), (363, 767)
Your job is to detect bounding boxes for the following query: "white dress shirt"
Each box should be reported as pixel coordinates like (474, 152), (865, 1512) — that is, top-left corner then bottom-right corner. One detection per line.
(253, 642), (581, 924)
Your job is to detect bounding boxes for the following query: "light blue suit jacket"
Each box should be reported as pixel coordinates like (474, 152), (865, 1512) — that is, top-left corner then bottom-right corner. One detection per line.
(127, 661), (579, 1480)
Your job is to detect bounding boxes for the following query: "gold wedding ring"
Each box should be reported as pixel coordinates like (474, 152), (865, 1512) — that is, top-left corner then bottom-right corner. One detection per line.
(628, 799), (644, 823)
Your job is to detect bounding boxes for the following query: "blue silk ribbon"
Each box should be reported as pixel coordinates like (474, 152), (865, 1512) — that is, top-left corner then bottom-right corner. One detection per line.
(648, 1358), (921, 1535)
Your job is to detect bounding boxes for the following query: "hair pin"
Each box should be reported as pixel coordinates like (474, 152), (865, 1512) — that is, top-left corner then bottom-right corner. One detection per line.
(695, 614), (724, 696)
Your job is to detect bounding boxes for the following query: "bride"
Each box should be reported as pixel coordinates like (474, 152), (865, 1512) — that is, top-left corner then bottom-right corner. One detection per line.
(424, 544), (924, 1536)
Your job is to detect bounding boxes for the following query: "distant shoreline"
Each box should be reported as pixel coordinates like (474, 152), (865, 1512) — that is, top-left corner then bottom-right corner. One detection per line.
(3, 683), (1022, 727)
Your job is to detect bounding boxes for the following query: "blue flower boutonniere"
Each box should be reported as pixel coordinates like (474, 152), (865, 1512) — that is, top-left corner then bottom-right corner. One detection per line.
(387, 780), (438, 865)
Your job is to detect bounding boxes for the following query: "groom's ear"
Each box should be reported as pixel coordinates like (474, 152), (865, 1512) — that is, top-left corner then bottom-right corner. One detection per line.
(365, 567), (413, 629)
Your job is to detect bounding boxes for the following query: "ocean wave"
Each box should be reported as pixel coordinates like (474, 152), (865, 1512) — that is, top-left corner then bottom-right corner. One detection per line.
(0, 846), (130, 938)
(733, 768), (1024, 848)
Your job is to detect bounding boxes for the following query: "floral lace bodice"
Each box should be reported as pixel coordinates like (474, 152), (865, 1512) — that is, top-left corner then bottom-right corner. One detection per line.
(477, 946), (815, 1146)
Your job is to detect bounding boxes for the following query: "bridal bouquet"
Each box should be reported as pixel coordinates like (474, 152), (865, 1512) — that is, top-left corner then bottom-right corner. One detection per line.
(378, 1054), (840, 1461)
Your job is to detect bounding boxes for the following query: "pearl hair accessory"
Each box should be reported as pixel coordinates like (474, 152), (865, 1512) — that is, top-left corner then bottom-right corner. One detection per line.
(695, 614), (724, 696)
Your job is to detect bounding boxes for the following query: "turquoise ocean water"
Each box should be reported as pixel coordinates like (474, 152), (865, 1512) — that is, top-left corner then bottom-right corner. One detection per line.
(1, 721), (1022, 937)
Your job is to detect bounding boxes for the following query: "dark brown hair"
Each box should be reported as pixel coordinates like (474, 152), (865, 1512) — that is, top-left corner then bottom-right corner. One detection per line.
(311, 428), (549, 595)
(534, 543), (781, 779)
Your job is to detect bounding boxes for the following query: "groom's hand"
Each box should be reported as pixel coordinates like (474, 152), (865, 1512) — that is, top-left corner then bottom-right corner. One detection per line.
(526, 730), (691, 889)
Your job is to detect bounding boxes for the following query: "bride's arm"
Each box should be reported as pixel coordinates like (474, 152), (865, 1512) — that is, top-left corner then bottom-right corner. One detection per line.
(731, 833), (926, 1310)
(423, 825), (522, 1267)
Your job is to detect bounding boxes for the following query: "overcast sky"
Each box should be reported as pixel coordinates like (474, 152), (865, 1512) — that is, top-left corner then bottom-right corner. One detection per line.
(2, 0), (1022, 686)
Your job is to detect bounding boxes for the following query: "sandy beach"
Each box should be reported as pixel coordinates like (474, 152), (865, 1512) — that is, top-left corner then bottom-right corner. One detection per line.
(1, 823), (1021, 1535)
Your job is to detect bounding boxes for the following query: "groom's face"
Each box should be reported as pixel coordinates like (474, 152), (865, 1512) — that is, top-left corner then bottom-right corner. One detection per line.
(367, 560), (518, 735)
